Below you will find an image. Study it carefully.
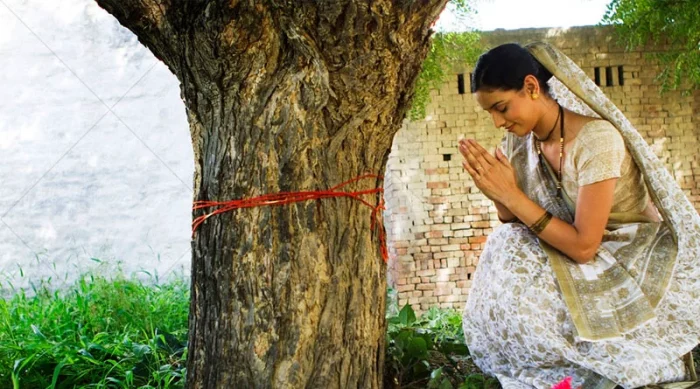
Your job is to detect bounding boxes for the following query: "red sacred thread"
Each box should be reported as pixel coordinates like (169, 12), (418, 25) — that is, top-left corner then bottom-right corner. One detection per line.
(191, 174), (388, 262)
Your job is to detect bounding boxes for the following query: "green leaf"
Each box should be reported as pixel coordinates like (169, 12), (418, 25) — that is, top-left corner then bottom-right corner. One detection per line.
(428, 367), (448, 389)
(439, 378), (455, 389)
(12, 356), (35, 389)
(412, 359), (430, 375)
(407, 336), (428, 358)
(30, 324), (46, 339)
(50, 360), (67, 389)
(398, 304), (416, 326)
(395, 330), (412, 351)
(460, 373), (486, 389)
(438, 341), (469, 355)
(431, 366), (443, 380)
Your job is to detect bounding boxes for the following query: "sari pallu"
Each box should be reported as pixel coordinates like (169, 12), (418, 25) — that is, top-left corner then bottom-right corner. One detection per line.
(462, 42), (700, 389)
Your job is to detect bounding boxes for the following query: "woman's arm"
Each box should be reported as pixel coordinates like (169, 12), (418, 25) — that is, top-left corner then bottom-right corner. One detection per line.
(503, 179), (616, 264)
(459, 138), (616, 264)
(494, 201), (517, 222)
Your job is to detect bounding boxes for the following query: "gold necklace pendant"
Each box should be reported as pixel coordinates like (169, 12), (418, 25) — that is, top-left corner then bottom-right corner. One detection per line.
(557, 106), (565, 194)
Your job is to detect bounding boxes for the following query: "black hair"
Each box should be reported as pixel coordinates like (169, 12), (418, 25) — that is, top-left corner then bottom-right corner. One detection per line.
(470, 43), (553, 94)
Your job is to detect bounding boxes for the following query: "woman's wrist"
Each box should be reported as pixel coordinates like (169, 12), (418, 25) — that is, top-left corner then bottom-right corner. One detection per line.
(501, 189), (527, 211)
(494, 200), (516, 223)
(498, 214), (519, 223)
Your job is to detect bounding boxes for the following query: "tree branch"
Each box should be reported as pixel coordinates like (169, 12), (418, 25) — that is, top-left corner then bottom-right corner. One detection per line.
(94, 0), (182, 70)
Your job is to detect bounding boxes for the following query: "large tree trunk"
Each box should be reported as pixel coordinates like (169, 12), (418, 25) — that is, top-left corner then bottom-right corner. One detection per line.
(95, 1), (447, 387)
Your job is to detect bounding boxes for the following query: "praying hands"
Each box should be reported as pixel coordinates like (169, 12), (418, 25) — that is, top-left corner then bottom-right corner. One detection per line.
(458, 138), (521, 207)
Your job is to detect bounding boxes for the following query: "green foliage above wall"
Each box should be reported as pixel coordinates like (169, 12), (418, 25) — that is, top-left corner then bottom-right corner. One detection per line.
(603, 0), (700, 91)
(410, 31), (483, 121)
(409, 0), (483, 121)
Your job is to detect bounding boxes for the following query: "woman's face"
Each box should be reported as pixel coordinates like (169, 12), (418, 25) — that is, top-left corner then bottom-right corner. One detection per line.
(474, 87), (541, 137)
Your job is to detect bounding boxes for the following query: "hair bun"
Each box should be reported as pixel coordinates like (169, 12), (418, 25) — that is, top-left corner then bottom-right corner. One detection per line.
(471, 43), (552, 94)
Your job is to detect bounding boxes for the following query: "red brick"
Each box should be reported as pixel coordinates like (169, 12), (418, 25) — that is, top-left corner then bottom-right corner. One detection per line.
(426, 231), (443, 238)
(427, 181), (449, 189)
(468, 236), (487, 243)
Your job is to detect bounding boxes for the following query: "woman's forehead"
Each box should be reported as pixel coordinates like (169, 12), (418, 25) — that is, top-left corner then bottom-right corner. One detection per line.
(474, 89), (515, 110)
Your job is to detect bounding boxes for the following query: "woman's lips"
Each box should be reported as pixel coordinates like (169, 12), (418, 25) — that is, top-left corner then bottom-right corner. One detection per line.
(506, 124), (515, 132)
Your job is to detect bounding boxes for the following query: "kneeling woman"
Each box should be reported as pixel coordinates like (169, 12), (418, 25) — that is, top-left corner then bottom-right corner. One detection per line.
(459, 42), (700, 389)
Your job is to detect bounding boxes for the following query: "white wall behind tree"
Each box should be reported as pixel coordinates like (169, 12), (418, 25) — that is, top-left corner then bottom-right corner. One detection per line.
(0, 0), (194, 294)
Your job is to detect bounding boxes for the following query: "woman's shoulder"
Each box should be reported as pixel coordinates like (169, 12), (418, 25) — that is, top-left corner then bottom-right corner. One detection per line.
(571, 119), (627, 185)
(574, 119), (624, 149)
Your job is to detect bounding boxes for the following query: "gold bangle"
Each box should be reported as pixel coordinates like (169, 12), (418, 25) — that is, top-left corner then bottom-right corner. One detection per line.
(529, 211), (553, 235)
(528, 212), (547, 230)
(531, 212), (552, 234)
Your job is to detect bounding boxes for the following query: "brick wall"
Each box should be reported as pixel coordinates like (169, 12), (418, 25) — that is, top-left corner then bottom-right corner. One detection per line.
(384, 26), (700, 313)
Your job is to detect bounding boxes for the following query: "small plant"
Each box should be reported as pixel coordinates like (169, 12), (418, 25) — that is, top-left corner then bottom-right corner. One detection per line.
(384, 303), (499, 389)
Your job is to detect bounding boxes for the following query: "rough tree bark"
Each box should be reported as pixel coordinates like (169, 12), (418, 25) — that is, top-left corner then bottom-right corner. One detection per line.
(95, 1), (447, 387)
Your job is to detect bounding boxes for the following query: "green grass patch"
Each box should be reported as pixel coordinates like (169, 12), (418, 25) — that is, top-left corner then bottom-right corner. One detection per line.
(0, 272), (498, 388)
(0, 272), (189, 388)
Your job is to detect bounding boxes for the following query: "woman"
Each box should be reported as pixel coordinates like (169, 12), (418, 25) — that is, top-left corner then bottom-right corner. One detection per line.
(459, 42), (700, 389)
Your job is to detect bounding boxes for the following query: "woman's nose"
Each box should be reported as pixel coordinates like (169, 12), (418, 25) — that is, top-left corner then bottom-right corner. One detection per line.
(491, 113), (506, 128)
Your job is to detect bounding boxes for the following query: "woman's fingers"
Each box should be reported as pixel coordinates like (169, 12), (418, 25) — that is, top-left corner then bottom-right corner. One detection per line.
(465, 142), (487, 166)
(458, 140), (473, 160)
(462, 161), (481, 181)
(494, 147), (504, 162)
(460, 140), (511, 180)
(459, 142), (482, 170)
(467, 140), (498, 166)
(496, 148), (513, 169)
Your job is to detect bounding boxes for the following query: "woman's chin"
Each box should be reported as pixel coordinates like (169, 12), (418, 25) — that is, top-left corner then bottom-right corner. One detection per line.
(506, 127), (530, 138)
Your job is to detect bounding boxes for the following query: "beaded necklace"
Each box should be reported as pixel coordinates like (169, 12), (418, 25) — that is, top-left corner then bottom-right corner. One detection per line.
(535, 104), (565, 194)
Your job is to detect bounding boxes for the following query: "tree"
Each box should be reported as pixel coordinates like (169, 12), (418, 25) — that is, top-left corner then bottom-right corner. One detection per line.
(93, 1), (451, 387)
(603, 0), (700, 90)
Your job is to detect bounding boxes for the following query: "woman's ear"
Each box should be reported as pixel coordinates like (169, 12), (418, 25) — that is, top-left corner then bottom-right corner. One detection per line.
(523, 75), (540, 98)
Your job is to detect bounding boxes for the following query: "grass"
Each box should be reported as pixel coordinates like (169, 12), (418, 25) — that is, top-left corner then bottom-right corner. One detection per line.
(0, 270), (189, 389)
(0, 268), (488, 388)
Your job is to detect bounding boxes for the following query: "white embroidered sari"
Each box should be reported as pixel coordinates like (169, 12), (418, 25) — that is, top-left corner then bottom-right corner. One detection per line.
(462, 42), (700, 389)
